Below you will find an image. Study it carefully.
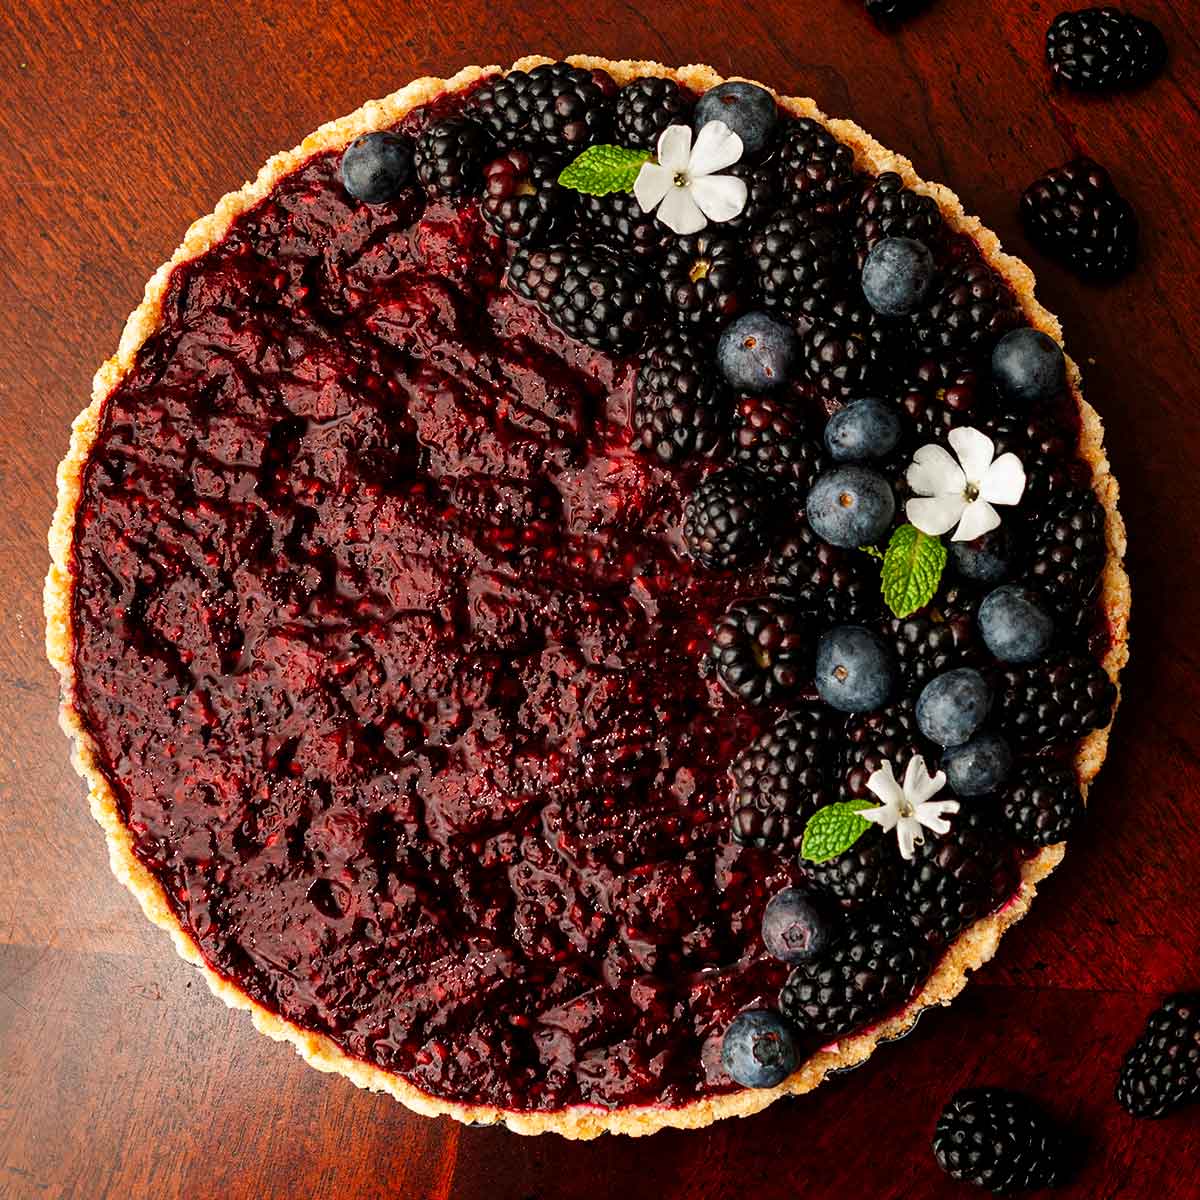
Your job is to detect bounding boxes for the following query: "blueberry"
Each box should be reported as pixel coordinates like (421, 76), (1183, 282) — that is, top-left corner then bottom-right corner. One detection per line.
(694, 81), (778, 158)
(762, 888), (835, 964)
(948, 528), (1012, 585)
(806, 466), (896, 549)
(824, 398), (903, 463)
(943, 733), (1013, 797)
(341, 132), (415, 204)
(718, 312), (797, 392)
(991, 327), (1066, 407)
(916, 667), (991, 747)
(861, 237), (935, 316)
(721, 1010), (800, 1088)
(978, 585), (1054, 664)
(815, 625), (897, 713)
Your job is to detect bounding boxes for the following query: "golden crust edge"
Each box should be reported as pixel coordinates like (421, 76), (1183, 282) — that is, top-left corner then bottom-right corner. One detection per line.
(43, 56), (1130, 1141)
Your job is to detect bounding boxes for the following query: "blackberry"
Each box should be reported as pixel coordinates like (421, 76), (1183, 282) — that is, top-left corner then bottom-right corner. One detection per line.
(465, 70), (538, 148)
(1000, 759), (1084, 846)
(1116, 994), (1200, 1118)
(775, 117), (857, 219)
(1026, 484), (1106, 624)
(803, 302), (891, 400)
(683, 469), (771, 568)
(731, 394), (824, 491)
(480, 150), (565, 245)
(904, 355), (985, 422)
(580, 190), (671, 260)
(840, 700), (931, 803)
(779, 912), (928, 1039)
(721, 162), (782, 235)
(997, 654), (1116, 750)
(979, 409), (1082, 512)
(661, 233), (747, 328)
(507, 245), (650, 353)
(766, 524), (880, 624)
(933, 1088), (1074, 1193)
(729, 708), (838, 850)
(707, 597), (809, 706)
(801, 832), (900, 907)
(900, 391), (957, 446)
(614, 75), (690, 149)
(751, 211), (849, 321)
(887, 600), (981, 690)
(632, 330), (729, 464)
(1047, 7), (1167, 92)
(413, 115), (489, 196)
(853, 171), (943, 267)
(524, 61), (617, 151)
(900, 810), (1018, 952)
(912, 259), (1022, 358)
(1020, 157), (1137, 281)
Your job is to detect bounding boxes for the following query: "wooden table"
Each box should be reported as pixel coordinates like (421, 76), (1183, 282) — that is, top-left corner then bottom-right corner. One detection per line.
(1, 2), (1197, 1196)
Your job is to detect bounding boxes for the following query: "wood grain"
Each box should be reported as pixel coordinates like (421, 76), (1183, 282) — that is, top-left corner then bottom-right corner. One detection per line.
(1, 1), (1197, 1196)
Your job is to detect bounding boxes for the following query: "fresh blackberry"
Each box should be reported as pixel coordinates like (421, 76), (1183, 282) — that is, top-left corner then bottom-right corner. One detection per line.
(683, 469), (771, 568)
(933, 1088), (1074, 1193)
(840, 700), (931, 803)
(1116, 994), (1200, 1118)
(775, 117), (858, 219)
(766, 524), (880, 624)
(904, 355), (985, 420)
(633, 330), (730, 463)
(801, 832), (900, 907)
(1047, 7), (1167, 92)
(707, 597), (809, 706)
(413, 115), (489, 196)
(661, 233), (747, 328)
(803, 302), (892, 400)
(997, 654), (1116, 750)
(480, 150), (565, 245)
(1000, 759), (1084, 846)
(1020, 157), (1137, 281)
(1026, 484), (1106, 624)
(751, 211), (849, 321)
(853, 172), (944, 266)
(507, 245), (650, 353)
(729, 708), (838, 850)
(900, 391), (957, 446)
(580, 190), (671, 260)
(901, 810), (1018, 952)
(614, 76), (690, 149)
(887, 601), (981, 691)
(465, 70), (539, 148)
(731, 394), (824, 491)
(979, 409), (1083, 512)
(779, 912), (928, 1039)
(912, 259), (1022, 358)
(525, 61), (617, 150)
(721, 162), (782, 235)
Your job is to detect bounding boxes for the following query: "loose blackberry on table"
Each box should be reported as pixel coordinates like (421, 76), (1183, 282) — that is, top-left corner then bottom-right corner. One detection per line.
(1116, 994), (1200, 1119)
(1046, 6), (1167, 93)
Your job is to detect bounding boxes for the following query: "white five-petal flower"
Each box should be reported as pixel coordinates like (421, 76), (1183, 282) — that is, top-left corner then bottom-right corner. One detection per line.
(633, 121), (748, 235)
(905, 427), (1026, 542)
(857, 756), (960, 861)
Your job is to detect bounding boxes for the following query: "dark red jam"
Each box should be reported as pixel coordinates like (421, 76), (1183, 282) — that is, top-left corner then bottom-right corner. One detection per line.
(69, 144), (809, 1112)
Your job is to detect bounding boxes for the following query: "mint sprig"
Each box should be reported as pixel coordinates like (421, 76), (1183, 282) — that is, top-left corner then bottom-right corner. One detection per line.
(557, 145), (651, 195)
(880, 523), (947, 619)
(800, 801), (874, 864)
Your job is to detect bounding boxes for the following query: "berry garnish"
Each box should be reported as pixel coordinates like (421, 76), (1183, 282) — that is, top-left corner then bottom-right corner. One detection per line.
(615, 75), (691, 149)
(1020, 157), (1137, 281)
(524, 61), (617, 150)
(1000, 759), (1083, 846)
(413, 115), (488, 196)
(762, 887), (836, 963)
(991, 327), (1067, 408)
(807, 465), (896, 549)
(693, 81), (778, 158)
(948, 528), (1013, 586)
(941, 732), (1014, 797)
(815, 625), (897, 713)
(683, 468), (771, 568)
(861, 236), (935, 316)
(997, 654), (1116, 749)
(911, 258), (1022, 357)
(824, 398), (903, 464)
(1116, 994), (1200, 1118)
(1047, 6), (1167, 92)
(853, 171), (944, 266)
(768, 525), (881, 624)
(661, 232), (747, 327)
(633, 330), (730, 464)
(480, 150), (565, 245)
(751, 211), (848, 321)
(978, 585), (1054, 664)
(720, 1010), (799, 1088)
(340, 132), (414, 203)
(1025, 484), (1107, 625)
(708, 597), (810, 706)
(776, 116), (857, 219)
(580, 189), (671, 259)
(916, 667), (991, 747)
(718, 311), (798, 392)
(731, 393), (824, 490)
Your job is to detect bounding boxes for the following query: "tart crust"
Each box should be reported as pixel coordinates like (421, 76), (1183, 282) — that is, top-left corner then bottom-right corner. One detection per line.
(45, 56), (1130, 1140)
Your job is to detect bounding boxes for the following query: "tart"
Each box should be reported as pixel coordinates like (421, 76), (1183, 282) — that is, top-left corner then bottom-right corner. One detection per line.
(45, 56), (1129, 1139)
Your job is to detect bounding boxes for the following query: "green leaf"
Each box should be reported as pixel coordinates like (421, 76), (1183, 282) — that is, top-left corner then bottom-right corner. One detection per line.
(800, 802), (874, 864)
(860, 544), (885, 562)
(880, 523), (947, 619)
(557, 145), (651, 195)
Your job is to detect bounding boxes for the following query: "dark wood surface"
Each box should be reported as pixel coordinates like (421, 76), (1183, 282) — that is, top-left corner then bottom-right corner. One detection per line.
(1, 2), (1198, 1196)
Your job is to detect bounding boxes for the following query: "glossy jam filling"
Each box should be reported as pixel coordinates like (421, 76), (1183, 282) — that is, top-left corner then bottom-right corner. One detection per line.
(68, 135), (821, 1109)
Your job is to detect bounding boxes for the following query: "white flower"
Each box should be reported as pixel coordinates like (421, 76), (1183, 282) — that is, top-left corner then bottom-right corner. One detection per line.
(633, 122), (748, 236)
(857, 756), (959, 861)
(905, 427), (1026, 542)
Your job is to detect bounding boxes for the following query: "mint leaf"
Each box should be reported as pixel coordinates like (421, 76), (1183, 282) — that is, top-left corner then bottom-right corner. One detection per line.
(860, 544), (885, 562)
(880, 524), (947, 619)
(800, 802), (873, 864)
(558, 145), (651, 195)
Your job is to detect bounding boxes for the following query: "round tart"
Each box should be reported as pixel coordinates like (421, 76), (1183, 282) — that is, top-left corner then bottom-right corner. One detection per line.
(45, 57), (1129, 1138)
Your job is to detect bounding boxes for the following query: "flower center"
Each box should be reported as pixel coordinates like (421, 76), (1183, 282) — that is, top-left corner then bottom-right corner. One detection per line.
(963, 480), (980, 502)
(673, 171), (690, 188)
(898, 797), (915, 819)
